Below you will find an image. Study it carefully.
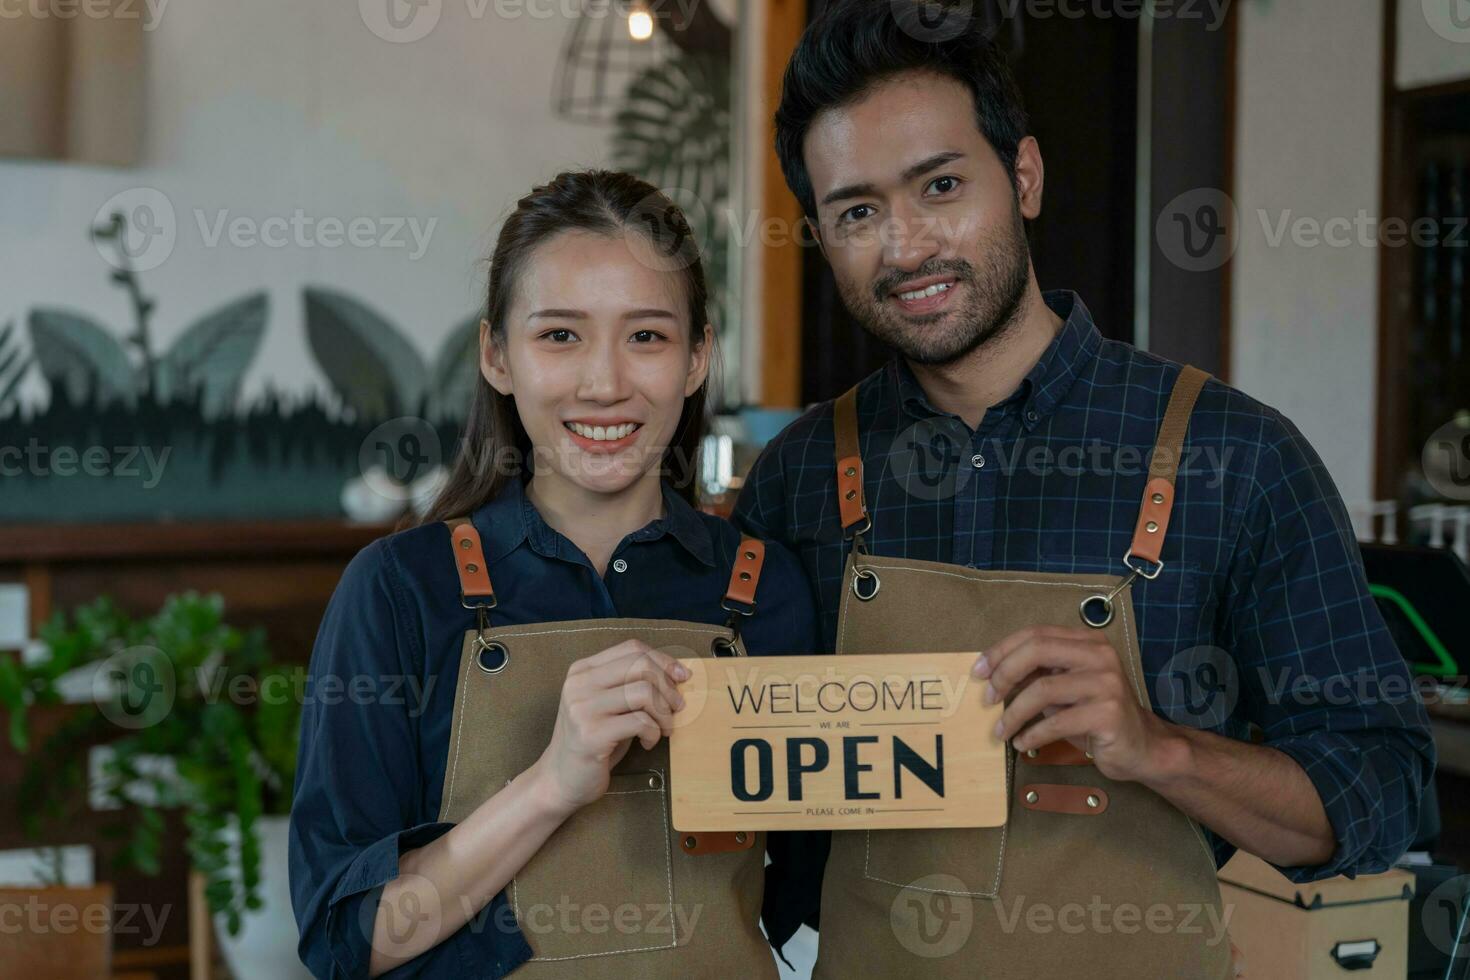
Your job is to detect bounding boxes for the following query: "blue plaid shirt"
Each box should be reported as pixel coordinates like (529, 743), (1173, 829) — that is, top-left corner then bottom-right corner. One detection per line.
(734, 290), (1435, 883)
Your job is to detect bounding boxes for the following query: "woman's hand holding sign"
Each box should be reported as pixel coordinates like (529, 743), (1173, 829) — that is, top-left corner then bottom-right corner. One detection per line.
(973, 624), (1174, 784)
(531, 640), (689, 815)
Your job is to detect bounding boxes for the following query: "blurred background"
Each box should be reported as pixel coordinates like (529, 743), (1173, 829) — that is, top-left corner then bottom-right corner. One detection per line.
(0, 1), (1468, 977)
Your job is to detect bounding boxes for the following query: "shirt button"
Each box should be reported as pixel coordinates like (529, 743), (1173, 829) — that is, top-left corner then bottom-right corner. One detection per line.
(612, 558), (628, 573)
(970, 453), (986, 469)
(1025, 409), (1039, 423)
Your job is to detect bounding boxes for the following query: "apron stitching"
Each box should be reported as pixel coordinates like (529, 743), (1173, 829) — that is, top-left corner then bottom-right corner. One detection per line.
(479, 625), (728, 641)
(514, 779), (680, 961)
(442, 644), (477, 817)
(1123, 602), (1217, 869)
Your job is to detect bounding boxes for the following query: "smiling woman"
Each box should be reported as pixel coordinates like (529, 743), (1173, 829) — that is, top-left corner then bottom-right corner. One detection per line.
(288, 170), (822, 980)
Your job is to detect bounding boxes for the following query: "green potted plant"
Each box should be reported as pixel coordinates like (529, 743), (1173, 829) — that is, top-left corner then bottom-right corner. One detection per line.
(1, 592), (308, 977)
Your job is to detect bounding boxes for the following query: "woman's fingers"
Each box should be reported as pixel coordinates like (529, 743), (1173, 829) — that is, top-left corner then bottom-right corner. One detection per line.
(577, 655), (686, 710)
(583, 679), (676, 735)
(574, 640), (689, 683)
(601, 710), (662, 752)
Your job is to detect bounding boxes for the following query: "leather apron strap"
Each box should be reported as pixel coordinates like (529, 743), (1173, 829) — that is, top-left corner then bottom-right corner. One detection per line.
(1128, 364), (1209, 566)
(446, 516), (496, 607)
(833, 386), (869, 534)
(832, 364), (1212, 570)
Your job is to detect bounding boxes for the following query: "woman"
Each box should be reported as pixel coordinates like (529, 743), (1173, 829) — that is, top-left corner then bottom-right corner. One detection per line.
(289, 171), (819, 978)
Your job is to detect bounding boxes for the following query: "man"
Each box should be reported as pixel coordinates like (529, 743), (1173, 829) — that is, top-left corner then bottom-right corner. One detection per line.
(735, 2), (1433, 977)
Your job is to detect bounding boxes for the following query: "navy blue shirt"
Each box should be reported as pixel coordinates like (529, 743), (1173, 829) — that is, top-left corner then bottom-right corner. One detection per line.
(290, 477), (820, 979)
(734, 290), (1435, 884)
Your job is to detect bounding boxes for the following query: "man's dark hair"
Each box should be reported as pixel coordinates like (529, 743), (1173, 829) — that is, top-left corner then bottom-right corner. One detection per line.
(774, 0), (1029, 220)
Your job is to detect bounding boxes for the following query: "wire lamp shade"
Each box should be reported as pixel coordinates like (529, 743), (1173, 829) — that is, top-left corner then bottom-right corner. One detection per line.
(553, 0), (670, 125)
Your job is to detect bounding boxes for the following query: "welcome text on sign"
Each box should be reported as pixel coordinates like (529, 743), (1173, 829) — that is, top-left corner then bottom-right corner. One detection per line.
(669, 653), (1007, 831)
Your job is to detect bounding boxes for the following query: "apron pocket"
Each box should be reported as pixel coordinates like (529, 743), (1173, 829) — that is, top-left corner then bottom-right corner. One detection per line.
(511, 768), (677, 960)
(861, 750), (1012, 897)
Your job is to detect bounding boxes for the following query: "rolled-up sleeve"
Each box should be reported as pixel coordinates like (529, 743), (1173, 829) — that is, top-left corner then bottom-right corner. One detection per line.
(289, 540), (530, 978)
(1224, 414), (1436, 882)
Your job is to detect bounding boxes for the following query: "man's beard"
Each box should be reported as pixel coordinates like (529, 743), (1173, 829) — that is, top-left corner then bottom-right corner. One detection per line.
(835, 203), (1032, 366)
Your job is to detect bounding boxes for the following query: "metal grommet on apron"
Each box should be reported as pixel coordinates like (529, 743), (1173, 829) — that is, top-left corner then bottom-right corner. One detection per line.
(816, 367), (1231, 980)
(437, 517), (776, 978)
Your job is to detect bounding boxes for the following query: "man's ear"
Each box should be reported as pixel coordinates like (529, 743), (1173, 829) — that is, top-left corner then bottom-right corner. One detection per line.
(479, 319), (513, 395)
(685, 323), (715, 397)
(1013, 135), (1045, 221)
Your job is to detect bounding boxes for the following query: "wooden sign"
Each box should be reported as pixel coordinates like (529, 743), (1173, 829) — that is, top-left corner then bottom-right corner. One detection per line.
(670, 653), (1006, 831)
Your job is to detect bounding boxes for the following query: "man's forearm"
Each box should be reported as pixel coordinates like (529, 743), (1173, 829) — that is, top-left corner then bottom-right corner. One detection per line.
(1140, 721), (1336, 870)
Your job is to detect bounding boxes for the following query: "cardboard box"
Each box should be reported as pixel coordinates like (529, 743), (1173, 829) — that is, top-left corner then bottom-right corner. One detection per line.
(1218, 852), (1414, 979)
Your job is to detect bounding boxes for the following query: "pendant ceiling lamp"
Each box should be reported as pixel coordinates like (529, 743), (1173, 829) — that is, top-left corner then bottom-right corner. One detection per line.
(553, 0), (670, 125)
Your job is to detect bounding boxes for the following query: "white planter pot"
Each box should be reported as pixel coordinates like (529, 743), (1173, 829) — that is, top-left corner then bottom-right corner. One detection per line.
(212, 814), (313, 979)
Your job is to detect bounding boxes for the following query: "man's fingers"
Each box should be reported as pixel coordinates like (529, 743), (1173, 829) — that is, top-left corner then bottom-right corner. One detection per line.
(995, 671), (1100, 741)
(982, 638), (1106, 704)
(1009, 702), (1110, 752)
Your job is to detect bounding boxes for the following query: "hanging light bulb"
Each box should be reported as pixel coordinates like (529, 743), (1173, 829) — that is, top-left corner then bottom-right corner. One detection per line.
(627, 2), (653, 41)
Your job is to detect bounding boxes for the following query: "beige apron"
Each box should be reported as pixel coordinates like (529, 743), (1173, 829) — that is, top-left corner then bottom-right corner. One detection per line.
(435, 522), (776, 978)
(815, 366), (1233, 979)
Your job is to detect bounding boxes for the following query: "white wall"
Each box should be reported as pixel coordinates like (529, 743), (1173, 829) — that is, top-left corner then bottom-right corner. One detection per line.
(1230, 0), (1385, 506)
(0, 0), (621, 406)
(1398, 0), (1470, 89)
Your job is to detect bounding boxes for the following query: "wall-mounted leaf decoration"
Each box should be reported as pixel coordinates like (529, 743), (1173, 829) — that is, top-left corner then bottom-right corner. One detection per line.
(0, 321), (33, 412)
(302, 288), (426, 421)
(28, 308), (137, 405)
(427, 315), (481, 423)
(156, 292), (268, 417)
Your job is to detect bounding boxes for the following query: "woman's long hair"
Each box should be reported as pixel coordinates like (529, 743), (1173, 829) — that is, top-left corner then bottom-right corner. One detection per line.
(422, 170), (713, 525)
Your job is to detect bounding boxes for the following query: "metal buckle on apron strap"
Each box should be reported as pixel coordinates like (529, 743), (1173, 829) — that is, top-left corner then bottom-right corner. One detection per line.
(715, 539), (767, 656)
(446, 518), (507, 673)
(1079, 552), (1164, 630)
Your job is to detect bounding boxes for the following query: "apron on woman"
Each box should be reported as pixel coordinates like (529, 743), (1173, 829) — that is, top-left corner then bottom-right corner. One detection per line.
(435, 520), (777, 978)
(815, 365), (1233, 980)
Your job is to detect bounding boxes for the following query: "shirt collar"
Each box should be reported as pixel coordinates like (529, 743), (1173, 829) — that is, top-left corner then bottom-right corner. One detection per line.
(889, 289), (1101, 430)
(471, 476), (716, 569)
